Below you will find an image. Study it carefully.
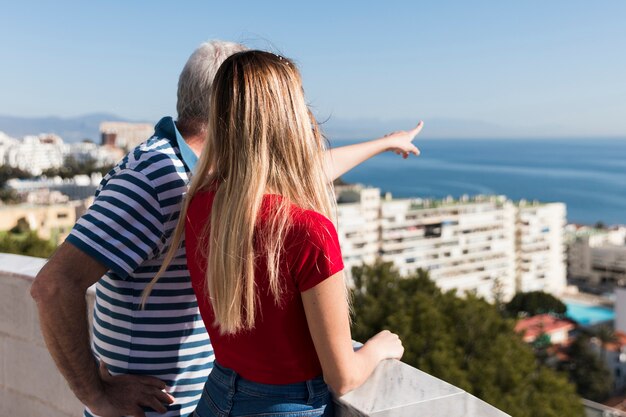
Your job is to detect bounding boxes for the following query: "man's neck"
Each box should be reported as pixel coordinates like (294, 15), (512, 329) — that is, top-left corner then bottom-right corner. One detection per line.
(183, 134), (205, 157)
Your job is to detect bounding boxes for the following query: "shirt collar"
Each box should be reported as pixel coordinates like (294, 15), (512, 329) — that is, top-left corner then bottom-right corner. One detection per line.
(154, 116), (198, 172)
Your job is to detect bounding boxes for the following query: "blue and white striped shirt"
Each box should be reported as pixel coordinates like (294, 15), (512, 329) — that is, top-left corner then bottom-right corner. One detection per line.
(66, 117), (212, 417)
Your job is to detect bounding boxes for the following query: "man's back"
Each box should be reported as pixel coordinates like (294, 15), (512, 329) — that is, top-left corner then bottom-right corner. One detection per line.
(66, 117), (212, 416)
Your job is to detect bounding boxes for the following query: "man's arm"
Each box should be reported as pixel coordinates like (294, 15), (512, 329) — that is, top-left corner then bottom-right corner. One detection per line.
(324, 121), (424, 180)
(30, 242), (173, 417)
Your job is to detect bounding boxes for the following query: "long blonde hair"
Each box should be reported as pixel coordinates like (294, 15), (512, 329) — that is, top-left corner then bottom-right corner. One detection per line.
(142, 51), (335, 334)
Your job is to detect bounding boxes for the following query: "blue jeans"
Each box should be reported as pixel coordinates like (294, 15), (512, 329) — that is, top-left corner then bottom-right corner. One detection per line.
(192, 362), (334, 417)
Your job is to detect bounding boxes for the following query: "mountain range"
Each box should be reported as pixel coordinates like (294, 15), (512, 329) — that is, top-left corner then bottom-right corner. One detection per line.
(0, 113), (142, 143)
(0, 113), (604, 143)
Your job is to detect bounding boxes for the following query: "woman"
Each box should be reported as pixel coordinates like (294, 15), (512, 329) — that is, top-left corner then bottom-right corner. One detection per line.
(144, 50), (410, 416)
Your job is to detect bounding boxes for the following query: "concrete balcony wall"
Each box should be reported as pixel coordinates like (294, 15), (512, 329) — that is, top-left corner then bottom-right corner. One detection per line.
(0, 253), (89, 417)
(0, 253), (510, 417)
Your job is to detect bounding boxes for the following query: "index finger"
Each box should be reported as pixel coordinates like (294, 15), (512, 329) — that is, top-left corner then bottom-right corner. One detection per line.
(410, 121), (424, 137)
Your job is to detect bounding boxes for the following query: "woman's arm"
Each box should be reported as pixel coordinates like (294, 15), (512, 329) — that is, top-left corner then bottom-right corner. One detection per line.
(324, 121), (424, 181)
(301, 271), (404, 396)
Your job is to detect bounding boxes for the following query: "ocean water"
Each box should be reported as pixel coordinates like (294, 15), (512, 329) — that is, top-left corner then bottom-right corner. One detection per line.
(335, 138), (626, 225)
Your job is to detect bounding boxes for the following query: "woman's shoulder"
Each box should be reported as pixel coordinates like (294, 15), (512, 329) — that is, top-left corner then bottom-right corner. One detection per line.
(289, 205), (335, 231)
(286, 205), (339, 249)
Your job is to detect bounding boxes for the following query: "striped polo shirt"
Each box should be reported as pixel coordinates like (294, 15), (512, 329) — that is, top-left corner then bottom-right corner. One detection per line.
(66, 117), (212, 417)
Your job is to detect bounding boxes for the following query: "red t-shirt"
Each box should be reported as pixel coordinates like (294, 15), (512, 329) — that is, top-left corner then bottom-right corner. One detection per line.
(185, 190), (344, 384)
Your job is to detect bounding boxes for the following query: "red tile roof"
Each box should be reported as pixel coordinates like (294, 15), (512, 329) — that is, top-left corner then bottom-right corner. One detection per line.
(514, 314), (575, 343)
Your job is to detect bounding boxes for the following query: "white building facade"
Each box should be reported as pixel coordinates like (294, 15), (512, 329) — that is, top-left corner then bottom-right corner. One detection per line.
(334, 185), (567, 302)
(516, 201), (567, 295)
(567, 226), (626, 291)
(0, 131), (122, 176)
(2, 134), (67, 175)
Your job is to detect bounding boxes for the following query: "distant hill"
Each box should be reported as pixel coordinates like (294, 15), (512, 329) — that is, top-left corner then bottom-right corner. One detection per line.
(0, 113), (154, 143)
(2, 113), (612, 143)
(2, 113), (510, 142)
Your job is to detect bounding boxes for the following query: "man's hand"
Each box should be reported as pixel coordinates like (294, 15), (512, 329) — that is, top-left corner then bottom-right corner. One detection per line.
(382, 121), (423, 159)
(87, 362), (175, 417)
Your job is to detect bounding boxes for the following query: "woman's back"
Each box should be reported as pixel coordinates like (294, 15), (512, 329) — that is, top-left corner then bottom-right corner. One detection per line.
(186, 189), (344, 384)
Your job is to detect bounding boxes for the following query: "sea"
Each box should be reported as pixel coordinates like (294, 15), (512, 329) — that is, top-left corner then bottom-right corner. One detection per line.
(333, 138), (626, 226)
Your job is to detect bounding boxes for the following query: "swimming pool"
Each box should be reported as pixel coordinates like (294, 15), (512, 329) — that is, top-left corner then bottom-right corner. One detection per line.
(565, 301), (614, 326)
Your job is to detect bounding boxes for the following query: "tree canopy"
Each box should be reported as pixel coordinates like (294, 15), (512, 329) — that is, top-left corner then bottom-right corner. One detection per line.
(0, 231), (56, 258)
(350, 262), (584, 417)
(41, 156), (113, 179)
(505, 291), (567, 317)
(558, 334), (613, 402)
(0, 165), (32, 187)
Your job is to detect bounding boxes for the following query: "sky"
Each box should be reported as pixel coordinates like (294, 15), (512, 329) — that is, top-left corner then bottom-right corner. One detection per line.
(1, 0), (625, 138)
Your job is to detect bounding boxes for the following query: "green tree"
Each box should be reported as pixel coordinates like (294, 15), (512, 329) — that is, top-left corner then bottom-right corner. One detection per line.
(0, 231), (56, 258)
(594, 325), (618, 362)
(0, 165), (32, 187)
(0, 187), (21, 203)
(505, 291), (567, 317)
(558, 335), (613, 402)
(42, 156), (114, 179)
(350, 262), (584, 417)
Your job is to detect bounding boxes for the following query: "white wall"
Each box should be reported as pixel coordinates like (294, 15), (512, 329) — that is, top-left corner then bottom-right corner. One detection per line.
(0, 253), (93, 417)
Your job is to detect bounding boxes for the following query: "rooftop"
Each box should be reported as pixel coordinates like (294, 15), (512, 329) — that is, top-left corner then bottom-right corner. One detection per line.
(514, 314), (576, 342)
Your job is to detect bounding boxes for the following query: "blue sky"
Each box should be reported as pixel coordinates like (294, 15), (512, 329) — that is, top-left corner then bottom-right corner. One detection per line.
(1, 0), (625, 137)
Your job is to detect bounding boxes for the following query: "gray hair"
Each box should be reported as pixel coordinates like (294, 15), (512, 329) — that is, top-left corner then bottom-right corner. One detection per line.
(176, 40), (248, 134)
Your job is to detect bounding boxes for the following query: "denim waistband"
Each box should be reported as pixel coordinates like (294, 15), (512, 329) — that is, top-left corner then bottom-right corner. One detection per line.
(209, 361), (328, 401)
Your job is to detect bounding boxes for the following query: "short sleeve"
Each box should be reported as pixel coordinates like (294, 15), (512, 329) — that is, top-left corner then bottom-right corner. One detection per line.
(288, 211), (344, 292)
(65, 168), (165, 279)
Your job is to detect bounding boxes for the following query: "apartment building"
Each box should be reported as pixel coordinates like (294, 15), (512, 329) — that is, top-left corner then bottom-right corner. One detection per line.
(334, 185), (567, 302)
(0, 132), (121, 175)
(379, 194), (517, 302)
(567, 226), (626, 291)
(335, 185), (381, 283)
(516, 201), (567, 295)
(2, 134), (66, 175)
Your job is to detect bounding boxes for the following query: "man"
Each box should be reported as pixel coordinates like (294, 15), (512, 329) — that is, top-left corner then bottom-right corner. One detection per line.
(31, 40), (422, 417)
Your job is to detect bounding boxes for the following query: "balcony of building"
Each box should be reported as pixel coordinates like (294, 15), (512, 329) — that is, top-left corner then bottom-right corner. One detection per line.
(0, 253), (510, 417)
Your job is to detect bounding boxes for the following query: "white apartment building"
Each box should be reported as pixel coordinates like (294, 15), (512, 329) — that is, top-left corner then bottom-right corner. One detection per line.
(2, 134), (67, 175)
(335, 185), (381, 283)
(0, 132), (122, 176)
(379, 195), (517, 302)
(516, 201), (567, 294)
(567, 226), (626, 290)
(0, 131), (18, 163)
(334, 185), (567, 302)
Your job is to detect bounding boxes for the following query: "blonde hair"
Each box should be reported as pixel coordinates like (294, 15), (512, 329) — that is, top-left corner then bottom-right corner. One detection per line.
(142, 51), (336, 334)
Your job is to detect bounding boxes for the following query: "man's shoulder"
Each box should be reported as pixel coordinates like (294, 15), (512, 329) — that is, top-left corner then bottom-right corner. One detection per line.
(102, 135), (189, 189)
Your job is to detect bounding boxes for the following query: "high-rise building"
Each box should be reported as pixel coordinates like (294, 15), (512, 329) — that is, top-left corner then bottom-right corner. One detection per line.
(334, 185), (567, 302)
(516, 201), (567, 294)
(378, 194), (516, 302)
(335, 185), (381, 283)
